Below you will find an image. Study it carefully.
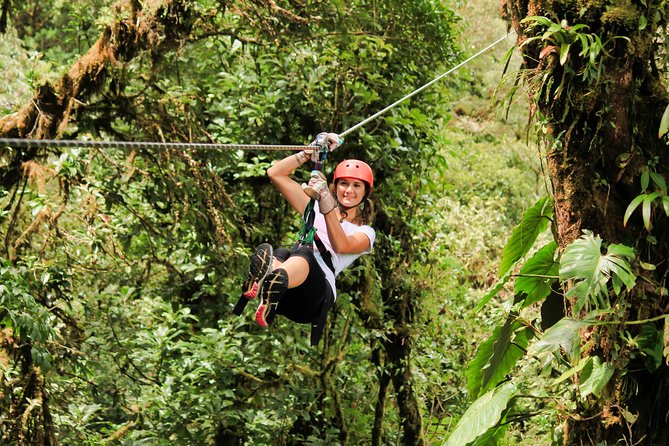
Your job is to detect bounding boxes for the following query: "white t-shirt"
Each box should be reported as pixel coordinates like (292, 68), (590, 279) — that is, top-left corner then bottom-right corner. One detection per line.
(312, 201), (376, 300)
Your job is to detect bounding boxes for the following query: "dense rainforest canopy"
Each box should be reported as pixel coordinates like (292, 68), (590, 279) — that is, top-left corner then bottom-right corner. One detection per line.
(1, 0), (468, 444)
(3, 0), (669, 445)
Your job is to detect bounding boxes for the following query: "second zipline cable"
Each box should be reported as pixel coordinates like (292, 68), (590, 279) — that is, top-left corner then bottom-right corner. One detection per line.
(0, 31), (515, 151)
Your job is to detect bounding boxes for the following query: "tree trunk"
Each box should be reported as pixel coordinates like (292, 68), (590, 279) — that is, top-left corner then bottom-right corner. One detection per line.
(386, 332), (424, 445)
(371, 208), (426, 445)
(371, 347), (391, 446)
(503, 0), (669, 443)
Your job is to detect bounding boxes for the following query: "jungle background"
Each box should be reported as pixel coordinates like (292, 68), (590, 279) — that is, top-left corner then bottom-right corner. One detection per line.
(3, 0), (669, 445)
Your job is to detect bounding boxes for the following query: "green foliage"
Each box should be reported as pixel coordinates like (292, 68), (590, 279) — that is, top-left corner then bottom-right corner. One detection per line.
(515, 241), (559, 308)
(453, 197), (641, 444)
(498, 195), (553, 277)
(659, 103), (669, 138)
(521, 16), (607, 84)
(444, 381), (517, 446)
(0, 257), (56, 370)
(0, 31), (38, 113)
(475, 195), (554, 312)
(624, 171), (669, 231)
(577, 355), (614, 398)
(529, 317), (587, 365)
(466, 318), (531, 398)
(0, 0), (470, 444)
(496, 0), (669, 443)
(559, 230), (636, 313)
(636, 323), (664, 372)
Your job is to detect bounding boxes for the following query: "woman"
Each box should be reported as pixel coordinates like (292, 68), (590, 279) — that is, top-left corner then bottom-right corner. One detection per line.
(237, 133), (376, 346)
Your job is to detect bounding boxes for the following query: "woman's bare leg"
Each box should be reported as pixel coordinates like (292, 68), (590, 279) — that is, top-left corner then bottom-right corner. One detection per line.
(272, 256), (309, 288)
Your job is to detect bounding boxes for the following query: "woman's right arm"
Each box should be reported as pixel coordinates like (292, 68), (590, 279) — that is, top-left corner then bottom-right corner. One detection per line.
(267, 151), (311, 215)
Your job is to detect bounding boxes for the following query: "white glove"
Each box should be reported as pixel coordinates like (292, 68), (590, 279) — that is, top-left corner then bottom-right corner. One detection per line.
(302, 171), (336, 214)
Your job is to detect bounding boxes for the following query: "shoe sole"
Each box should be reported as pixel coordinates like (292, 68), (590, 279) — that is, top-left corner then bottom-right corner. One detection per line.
(248, 243), (273, 294)
(232, 243), (273, 316)
(255, 270), (288, 327)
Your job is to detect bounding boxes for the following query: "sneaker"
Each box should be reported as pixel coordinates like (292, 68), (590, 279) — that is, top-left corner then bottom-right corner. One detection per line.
(255, 268), (289, 327)
(232, 243), (273, 316)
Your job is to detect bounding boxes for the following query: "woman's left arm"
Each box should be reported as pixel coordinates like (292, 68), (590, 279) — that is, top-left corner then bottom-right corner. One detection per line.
(323, 212), (371, 254)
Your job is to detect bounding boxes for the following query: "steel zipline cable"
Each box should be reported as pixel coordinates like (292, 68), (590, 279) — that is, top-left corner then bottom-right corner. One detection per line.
(0, 138), (306, 152)
(0, 32), (514, 152)
(338, 31), (514, 138)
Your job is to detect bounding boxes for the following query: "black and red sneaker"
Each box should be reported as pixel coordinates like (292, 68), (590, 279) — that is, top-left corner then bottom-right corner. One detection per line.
(255, 268), (288, 327)
(232, 243), (273, 316)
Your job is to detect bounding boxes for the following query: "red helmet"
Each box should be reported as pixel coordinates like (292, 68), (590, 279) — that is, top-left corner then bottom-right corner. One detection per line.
(333, 159), (374, 193)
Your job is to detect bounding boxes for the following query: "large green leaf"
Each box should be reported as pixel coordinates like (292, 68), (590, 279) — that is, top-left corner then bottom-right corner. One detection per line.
(637, 323), (663, 372)
(444, 382), (517, 446)
(579, 356), (614, 397)
(480, 320), (531, 397)
(467, 317), (531, 398)
(551, 355), (590, 387)
(624, 192), (663, 231)
(466, 324), (500, 396)
(623, 194), (645, 227)
(498, 196), (554, 277)
(659, 103), (669, 138)
(529, 318), (586, 364)
(559, 231), (636, 313)
(471, 413), (511, 446)
(515, 241), (559, 308)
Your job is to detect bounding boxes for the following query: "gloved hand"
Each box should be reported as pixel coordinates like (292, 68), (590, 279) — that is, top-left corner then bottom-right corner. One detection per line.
(323, 132), (343, 151)
(301, 132), (343, 163)
(302, 171), (336, 214)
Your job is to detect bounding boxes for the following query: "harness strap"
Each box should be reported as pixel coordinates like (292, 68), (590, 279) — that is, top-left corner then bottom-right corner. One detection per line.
(314, 234), (335, 273)
(296, 201), (335, 273)
(298, 200), (318, 245)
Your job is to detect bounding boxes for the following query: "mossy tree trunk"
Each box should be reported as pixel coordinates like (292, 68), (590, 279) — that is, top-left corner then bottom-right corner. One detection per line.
(372, 207), (426, 445)
(503, 0), (669, 443)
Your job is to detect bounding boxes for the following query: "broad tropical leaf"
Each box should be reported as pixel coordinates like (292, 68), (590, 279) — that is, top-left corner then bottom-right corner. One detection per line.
(499, 196), (554, 277)
(480, 321), (531, 396)
(515, 241), (559, 308)
(467, 317), (531, 397)
(650, 172), (667, 193)
(637, 323), (663, 372)
(643, 192), (661, 231)
(444, 382), (517, 446)
(466, 324), (500, 396)
(659, 103), (669, 138)
(579, 356), (614, 397)
(552, 355), (590, 387)
(624, 191), (663, 231)
(559, 231), (636, 313)
(470, 415), (511, 446)
(623, 194), (645, 227)
(529, 317), (586, 364)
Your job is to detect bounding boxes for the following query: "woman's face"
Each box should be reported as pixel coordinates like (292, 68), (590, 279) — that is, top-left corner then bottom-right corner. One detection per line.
(336, 177), (366, 208)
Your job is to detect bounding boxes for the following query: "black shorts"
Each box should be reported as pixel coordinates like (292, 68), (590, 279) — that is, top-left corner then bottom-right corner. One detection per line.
(273, 246), (334, 345)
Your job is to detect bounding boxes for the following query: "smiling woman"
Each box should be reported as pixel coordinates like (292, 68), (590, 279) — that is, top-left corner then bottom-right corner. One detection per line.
(332, 159), (375, 226)
(233, 133), (376, 345)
